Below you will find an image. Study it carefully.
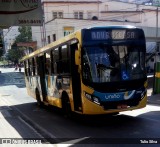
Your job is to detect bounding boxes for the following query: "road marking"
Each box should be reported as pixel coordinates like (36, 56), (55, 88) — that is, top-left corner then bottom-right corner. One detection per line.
(56, 137), (89, 146)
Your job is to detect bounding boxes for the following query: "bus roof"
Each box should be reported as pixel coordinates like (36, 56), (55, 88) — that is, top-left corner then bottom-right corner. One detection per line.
(87, 25), (137, 30)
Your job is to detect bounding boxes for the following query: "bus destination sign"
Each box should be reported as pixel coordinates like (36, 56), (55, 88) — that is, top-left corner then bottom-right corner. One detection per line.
(91, 30), (137, 40)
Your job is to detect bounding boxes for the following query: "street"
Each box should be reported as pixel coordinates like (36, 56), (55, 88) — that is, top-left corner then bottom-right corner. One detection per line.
(0, 67), (160, 146)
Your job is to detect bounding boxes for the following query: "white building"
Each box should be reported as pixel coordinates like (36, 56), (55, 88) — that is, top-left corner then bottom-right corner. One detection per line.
(31, 0), (160, 49)
(3, 26), (20, 53)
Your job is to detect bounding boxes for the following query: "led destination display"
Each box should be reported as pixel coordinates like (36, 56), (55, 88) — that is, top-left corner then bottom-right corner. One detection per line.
(91, 30), (137, 40)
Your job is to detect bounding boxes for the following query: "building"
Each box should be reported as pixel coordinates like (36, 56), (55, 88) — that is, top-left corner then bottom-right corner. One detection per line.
(3, 26), (20, 53)
(31, 0), (160, 49)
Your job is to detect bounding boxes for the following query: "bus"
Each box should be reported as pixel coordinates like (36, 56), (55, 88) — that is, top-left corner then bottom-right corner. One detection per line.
(21, 25), (147, 115)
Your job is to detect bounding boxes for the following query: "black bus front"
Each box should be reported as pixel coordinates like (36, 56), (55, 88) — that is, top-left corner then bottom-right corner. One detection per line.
(80, 26), (147, 114)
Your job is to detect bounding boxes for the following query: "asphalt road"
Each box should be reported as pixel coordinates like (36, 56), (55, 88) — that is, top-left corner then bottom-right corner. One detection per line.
(0, 68), (160, 147)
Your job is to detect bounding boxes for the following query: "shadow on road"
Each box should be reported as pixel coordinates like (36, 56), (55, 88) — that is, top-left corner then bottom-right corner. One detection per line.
(0, 71), (26, 88)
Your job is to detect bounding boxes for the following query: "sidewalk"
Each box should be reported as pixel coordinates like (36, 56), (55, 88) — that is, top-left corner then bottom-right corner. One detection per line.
(147, 88), (160, 105)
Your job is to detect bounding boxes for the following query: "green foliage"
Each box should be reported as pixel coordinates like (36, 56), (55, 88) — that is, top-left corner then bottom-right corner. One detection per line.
(6, 43), (24, 64)
(6, 26), (33, 63)
(4, 26), (33, 63)
(15, 26), (32, 43)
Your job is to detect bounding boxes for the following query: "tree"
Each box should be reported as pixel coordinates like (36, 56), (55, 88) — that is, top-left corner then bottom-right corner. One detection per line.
(6, 43), (24, 64)
(6, 26), (33, 64)
(15, 26), (32, 43)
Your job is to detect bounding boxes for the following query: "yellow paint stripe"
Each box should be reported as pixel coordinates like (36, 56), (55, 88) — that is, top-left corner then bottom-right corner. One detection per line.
(155, 72), (160, 78)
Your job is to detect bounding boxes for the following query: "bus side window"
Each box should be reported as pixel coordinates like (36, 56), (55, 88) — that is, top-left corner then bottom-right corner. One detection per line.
(29, 59), (33, 76)
(61, 44), (70, 73)
(35, 57), (38, 76)
(52, 47), (59, 74)
(45, 52), (51, 75)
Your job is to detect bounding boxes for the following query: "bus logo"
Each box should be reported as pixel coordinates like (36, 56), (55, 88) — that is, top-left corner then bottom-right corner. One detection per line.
(124, 90), (135, 100)
(105, 94), (121, 100)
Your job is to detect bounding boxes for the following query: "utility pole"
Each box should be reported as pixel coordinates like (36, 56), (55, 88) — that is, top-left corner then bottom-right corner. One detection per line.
(153, 7), (159, 94)
(156, 7), (158, 42)
(156, 7), (159, 62)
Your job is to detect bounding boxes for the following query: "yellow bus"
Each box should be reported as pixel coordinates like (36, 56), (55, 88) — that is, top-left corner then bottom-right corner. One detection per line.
(21, 25), (147, 116)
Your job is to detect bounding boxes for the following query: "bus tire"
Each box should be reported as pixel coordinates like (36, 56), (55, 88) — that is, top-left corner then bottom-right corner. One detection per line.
(36, 89), (43, 107)
(61, 92), (71, 118)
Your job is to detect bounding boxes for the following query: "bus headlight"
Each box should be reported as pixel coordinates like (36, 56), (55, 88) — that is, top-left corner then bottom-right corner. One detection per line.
(93, 97), (100, 105)
(84, 91), (100, 105)
(85, 93), (92, 100)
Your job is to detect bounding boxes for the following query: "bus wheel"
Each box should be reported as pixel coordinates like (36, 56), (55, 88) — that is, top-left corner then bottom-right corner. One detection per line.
(36, 89), (43, 107)
(61, 94), (71, 118)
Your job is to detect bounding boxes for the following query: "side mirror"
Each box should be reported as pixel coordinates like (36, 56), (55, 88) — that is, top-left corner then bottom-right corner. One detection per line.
(75, 50), (81, 65)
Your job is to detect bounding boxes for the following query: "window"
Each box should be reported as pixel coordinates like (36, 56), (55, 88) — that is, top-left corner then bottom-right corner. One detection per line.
(53, 11), (63, 19)
(27, 60), (31, 76)
(64, 27), (74, 36)
(74, 12), (78, 19)
(61, 45), (70, 73)
(82, 45), (146, 83)
(45, 52), (51, 75)
(48, 36), (51, 44)
(79, 12), (83, 19)
(87, 12), (92, 19)
(74, 11), (83, 19)
(52, 45), (70, 74)
(58, 12), (63, 18)
(35, 57), (38, 76)
(53, 34), (56, 41)
(53, 12), (57, 19)
(52, 48), (59, 74)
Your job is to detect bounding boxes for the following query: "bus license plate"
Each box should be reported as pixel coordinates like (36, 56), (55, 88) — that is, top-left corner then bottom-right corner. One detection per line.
(117, 104), (127, 109)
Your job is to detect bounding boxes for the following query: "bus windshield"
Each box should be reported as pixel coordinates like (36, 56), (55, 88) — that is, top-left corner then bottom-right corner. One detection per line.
(82, 45), (146, 83)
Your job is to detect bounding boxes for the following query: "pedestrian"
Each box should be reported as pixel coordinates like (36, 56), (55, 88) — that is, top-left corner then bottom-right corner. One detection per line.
(14, 64), (18, 71)
(19, 64), (21, 72)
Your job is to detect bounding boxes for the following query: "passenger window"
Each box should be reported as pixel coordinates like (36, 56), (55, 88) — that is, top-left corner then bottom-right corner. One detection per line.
(52, 48), (59, 74)
(45, 52), (51, 75)
(61, 44), (70, 73)
(52, 45), (70, 74)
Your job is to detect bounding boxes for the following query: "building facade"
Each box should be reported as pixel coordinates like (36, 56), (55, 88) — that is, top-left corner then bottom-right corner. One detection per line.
(3, 27), (20, 53)
(31, 0), (160, 49)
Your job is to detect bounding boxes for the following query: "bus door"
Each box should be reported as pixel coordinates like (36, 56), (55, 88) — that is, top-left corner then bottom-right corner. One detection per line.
(38, 55), (47, 102)
(70, 43), (82, 112)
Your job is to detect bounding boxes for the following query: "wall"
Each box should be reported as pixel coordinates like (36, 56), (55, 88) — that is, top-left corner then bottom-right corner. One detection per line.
(32, 0), (160, 48)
